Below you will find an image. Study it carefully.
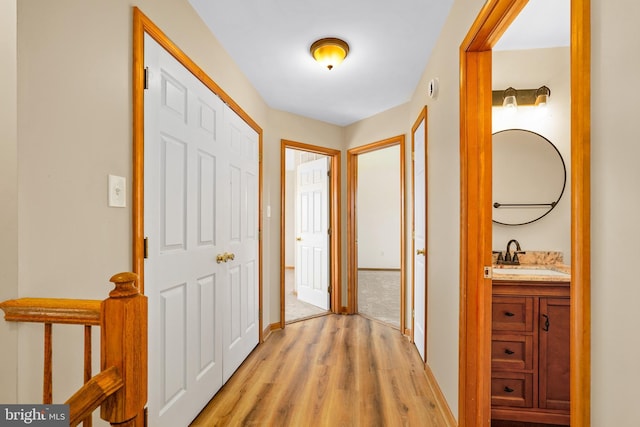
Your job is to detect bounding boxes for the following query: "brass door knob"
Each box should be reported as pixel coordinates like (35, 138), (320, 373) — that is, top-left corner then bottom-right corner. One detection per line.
(416, 248), (426, 256)
(224, 252), (235, 261)
(216, 254), (226, 264)
(296, 237), (302, 241)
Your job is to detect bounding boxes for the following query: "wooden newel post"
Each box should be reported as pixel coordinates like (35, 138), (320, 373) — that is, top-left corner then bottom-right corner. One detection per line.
(100, 272), (147, 426)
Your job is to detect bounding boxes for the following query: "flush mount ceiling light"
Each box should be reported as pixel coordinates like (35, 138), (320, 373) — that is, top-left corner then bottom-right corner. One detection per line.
(492, 85), (552, 109)
(310, 38), (349, 70)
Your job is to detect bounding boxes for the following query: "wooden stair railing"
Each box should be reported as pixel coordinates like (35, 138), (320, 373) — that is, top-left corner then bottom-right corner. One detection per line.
(0, 296), (102, 411)
(0, 272), (147, 427)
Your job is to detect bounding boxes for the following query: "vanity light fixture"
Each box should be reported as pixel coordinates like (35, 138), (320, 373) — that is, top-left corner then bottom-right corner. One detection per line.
(502, 87), (518, 109)
(492, 85), (551, 108)
(535, 85), (551, 107)
(310, 37), (349, 70)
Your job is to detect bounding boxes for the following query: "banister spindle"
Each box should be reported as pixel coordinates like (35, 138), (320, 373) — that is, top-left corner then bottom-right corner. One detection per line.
(44, 323), (53, 404)
(83, 325), (93, 427)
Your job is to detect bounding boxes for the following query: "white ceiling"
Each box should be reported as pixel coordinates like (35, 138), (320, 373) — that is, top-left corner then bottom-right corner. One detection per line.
(188, 0), (569, 127)
(495, 0), (570, 51)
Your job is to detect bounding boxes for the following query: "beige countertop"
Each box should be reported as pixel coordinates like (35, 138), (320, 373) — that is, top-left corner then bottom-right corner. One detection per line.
(492, 263), (571, 282)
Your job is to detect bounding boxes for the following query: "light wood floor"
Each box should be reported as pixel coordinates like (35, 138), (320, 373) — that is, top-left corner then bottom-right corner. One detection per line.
(191, 314), (451, 426)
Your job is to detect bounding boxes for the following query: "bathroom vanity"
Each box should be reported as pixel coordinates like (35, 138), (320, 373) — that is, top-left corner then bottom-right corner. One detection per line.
(491, 266), (570, 426)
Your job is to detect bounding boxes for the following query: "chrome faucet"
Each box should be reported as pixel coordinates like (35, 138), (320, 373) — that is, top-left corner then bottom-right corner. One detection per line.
(504, 239), (522, 264)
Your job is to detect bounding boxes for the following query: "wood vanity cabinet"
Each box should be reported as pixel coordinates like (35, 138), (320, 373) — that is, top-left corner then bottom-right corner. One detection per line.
(491, 279), (570, 425)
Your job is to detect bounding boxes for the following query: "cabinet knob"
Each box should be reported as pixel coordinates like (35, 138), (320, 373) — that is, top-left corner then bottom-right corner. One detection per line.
(504, 311), (515, 317)
(504, 348), (515, 355)
(504, 386), (515, 393)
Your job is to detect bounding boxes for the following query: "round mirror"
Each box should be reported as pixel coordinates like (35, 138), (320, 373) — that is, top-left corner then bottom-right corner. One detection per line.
(493, 129), (566, 226)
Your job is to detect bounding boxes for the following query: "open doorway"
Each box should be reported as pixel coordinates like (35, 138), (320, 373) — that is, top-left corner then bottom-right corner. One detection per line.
(347, 135), (406, 331)
(459, 0), (590, 425)
(280, 140), (341, 326)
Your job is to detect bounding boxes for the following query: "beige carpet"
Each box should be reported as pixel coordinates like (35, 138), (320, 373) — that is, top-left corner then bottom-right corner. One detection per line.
(357, 269), (401, 329)
(284, 269), (400, 329)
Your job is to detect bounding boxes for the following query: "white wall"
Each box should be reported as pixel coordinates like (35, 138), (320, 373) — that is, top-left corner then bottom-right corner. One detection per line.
(591, 1), (640, 425)
(0, 0), (19, 405)
(492, 47), (571, 262)
(405, 1), (487, 417)
(357, 145), (401, 269)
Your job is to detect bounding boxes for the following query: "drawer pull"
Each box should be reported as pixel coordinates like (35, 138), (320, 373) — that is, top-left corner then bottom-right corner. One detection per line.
(504, 386), (515, 393)
(504, 311), (515, 317)
(504, 348), (515, 355)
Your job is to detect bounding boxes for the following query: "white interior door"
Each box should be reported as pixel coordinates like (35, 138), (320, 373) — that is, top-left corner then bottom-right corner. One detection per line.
(413, 117), (427, 363)
(294, 157), (330, 310)
(222, 106), (260, 381)
(144, 35), (258, 426)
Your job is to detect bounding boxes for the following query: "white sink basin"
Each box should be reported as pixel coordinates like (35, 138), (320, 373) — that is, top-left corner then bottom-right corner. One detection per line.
(495, 268), (569, 277)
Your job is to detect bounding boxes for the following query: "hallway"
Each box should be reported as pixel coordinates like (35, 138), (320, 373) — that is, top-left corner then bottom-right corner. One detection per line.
(191, 315), (451, 426)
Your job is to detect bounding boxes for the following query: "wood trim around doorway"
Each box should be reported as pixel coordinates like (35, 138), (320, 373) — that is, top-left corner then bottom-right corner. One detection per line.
(458, 1), (591, 426)
(346, 135), (406, 334)
(132, 7), (265, 341)
(280, 140), (342, 329)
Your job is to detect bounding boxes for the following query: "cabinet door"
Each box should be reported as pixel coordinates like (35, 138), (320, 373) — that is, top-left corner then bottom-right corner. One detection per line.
(538, 297), (570, 410)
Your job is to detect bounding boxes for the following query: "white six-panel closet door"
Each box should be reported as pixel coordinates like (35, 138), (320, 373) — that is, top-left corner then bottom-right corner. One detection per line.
(144, 34), (259, 427)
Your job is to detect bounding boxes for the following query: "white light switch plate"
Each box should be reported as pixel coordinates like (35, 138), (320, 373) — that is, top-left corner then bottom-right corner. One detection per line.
(108, 175), (126, 208)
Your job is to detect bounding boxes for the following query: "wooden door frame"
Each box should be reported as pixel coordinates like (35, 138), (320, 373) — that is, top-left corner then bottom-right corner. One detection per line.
(347, 135), (406, 333)
(280, 140), (341, 328)
(458, 0), (590, 426)
(132, 7), (265, 341)
(411, 107), (428, 349)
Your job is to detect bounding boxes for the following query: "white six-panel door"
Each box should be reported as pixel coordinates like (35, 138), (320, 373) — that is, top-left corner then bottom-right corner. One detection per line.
(413, 117), (427, 363)
(295, 157), (330, 310)
(222, 106), (260, 381)
(144, 34), (259, 427)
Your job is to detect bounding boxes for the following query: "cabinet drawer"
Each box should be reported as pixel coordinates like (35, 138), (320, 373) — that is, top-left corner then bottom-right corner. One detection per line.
(492, 297), (533, 332)
(491, 372), (533, 408)
(491, 334), (533, 371)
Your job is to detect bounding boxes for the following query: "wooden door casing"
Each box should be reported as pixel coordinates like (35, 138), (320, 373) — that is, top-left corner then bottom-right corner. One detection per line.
(280, 140), (341, 327)
(459, 1), (590, 425)
(347, 135), (406, 331)
(133, 8), (263, 426)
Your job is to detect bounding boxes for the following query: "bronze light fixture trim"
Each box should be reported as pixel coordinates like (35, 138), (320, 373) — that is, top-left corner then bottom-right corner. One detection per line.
(492, 85), (551, 108)
(310, 37), (350, 70)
